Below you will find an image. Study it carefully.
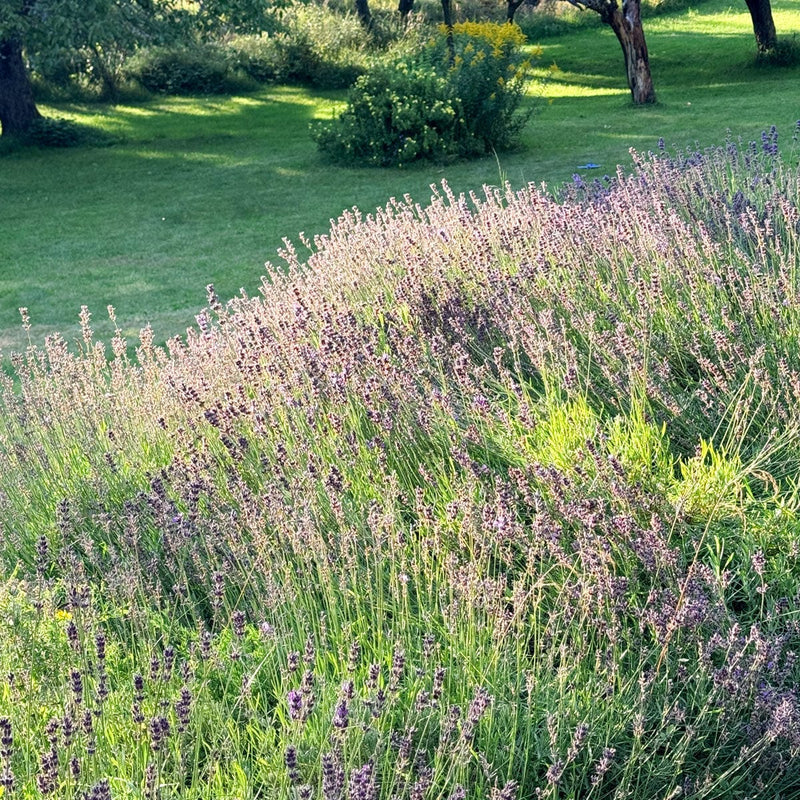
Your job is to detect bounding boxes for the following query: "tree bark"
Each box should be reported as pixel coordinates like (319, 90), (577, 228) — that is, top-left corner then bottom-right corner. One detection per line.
(441, 0), (454, 65)
(398, 0), (414, 19)
(744, 0), (778, 53)
(355, 0), (373, 31)
(507, 0), (525, 22)
(601, 0), (656, 104)
(0, 37), (42, 137)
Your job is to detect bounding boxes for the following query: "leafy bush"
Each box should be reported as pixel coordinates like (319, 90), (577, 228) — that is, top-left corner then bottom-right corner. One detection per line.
(229, 30), (364, 88)
(755, 35), (800, 67)
(313, 61), (460, 166)
(226, 34), (285, 82)
(228, 3), (374, 89)
(25, 0), (187, 99)
(440, 21), (534, 152)
(313, 21), (534, 166)
(516, 0), (603, 38)
(125, 43), (244, 94)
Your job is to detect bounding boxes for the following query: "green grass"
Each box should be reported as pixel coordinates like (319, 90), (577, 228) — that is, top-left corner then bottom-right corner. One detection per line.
(0, 0), (798, 359)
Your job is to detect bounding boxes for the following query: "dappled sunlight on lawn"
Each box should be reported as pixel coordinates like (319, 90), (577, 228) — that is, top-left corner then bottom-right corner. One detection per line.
(41, 88), (330, 145)
(536, 75), (628, 99)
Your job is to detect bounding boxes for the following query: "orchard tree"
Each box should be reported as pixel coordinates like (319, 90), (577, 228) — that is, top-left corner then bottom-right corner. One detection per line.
(0, 0), (176, 137)
(441, 0), (455, 62)
(563, 0), (655, 104)
(355, 0), (372, 31)
(507, 0), (539, 23)
(0, 1), (41, 136)
(744, 0), (777, 53)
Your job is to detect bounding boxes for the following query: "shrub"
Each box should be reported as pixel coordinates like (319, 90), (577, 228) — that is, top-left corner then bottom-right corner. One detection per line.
(227, 33), (285, 82)
(516, 0), (603, 38)
(229, 30), (364, 88)
(312, 21), (534, 166)
(754, 35), (800, 67)
(228, 3), (374, 89)
(313, 61), (460, 166)
(125, 43), (243, 94)
(440, 21), (534, 152)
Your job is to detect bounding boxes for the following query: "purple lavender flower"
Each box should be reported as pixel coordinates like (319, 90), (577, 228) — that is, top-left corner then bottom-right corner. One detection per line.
(175, 686), (192, 732)
(287, 689), (303, 721)
(590, 747), (616, 786)
(285, 744), (299, 784)
(0, 718), (11, 760)
(321, 750), (344, 800)
(546, 758), (565, 785)
(332, 700), (349, 730)
(348, 762), (376, 800)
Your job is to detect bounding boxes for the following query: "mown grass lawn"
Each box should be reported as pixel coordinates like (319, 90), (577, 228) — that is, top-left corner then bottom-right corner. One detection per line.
(0, 0), (798, 360)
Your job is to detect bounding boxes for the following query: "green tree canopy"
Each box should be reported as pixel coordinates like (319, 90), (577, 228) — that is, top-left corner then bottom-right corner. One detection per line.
(0, 0), (178, 135)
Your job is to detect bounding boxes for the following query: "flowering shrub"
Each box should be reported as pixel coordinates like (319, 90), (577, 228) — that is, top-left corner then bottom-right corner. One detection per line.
(313, 60), (459, 166)
(0, 129), (799, 798)
(313, 21), (534, 166)
(440, 21), (534, 152)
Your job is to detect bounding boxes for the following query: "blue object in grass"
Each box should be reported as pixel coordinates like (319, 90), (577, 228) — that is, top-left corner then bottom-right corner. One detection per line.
(577, 162), (601, 169)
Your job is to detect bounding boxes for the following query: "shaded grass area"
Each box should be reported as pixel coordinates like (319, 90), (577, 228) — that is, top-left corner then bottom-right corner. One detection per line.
(0, 0), (798, 359)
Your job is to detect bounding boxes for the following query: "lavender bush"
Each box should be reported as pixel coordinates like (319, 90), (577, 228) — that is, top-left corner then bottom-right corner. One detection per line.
(0, 126), (798, 798)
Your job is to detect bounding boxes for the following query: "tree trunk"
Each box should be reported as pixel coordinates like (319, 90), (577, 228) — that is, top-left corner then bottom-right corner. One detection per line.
(355, 0), (373, 31)
(398, 0), (414, 19)
(744, 0), (778, 53)
(89, 44), (119, 101)
(602, 0), (656, 104)
(441, 0), (455, 65)
(0, 37), (42, 136)
(507, 0), (525, 22)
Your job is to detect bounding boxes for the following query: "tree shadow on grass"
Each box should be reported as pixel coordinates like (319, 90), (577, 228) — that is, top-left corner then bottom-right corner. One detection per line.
(536, 29), (798, 95)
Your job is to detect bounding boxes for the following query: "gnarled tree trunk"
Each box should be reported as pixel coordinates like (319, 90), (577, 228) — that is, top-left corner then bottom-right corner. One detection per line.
(399, 0), (414, 20)
(744, 0), (778, 53)
(355, 0), (372, 31)
(0, 37), (41, 136)
(600, 0), (655, 104)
